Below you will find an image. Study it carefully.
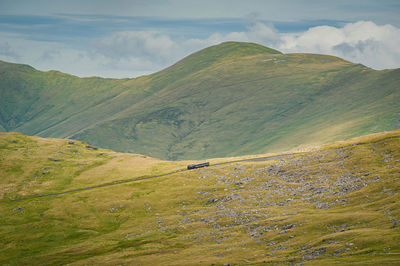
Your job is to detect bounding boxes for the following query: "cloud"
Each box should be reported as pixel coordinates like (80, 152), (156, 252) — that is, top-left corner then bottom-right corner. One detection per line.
(280, 21), (400, 69)
(0, 41), (20, 59)
(90, 22), (282, 73)
(92, 20), (400, 74)
(0, 20), (399, 78)
(94, 31), (178, 63)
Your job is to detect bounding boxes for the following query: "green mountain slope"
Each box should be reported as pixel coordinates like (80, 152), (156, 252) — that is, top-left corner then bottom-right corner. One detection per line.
(1, 130), (399, 264)
(1, 42), (399, 159)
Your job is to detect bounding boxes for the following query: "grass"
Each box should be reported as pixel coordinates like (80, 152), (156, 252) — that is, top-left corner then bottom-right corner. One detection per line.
(0, 129), (399, 264)
(0, 132), (189, 201)
(1, 42), (399, 160)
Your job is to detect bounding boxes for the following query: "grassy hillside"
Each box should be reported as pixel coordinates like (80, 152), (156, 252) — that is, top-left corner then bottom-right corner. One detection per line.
(1, 42), (399, 159)
(0, 61), (155, 138)
(0, 130), (399, 264)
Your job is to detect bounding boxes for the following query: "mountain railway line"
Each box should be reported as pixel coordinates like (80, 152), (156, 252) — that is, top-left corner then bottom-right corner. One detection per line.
(2, 134), (399, 204)
(0, 152), (301, 204)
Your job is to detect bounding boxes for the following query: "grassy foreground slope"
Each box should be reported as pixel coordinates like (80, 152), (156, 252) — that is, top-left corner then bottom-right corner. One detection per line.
(1, 42), (400, 160)
(0, 130), (399, 265)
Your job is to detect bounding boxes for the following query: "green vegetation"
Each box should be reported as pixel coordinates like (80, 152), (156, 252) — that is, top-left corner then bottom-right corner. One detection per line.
(1, 41), (399, 264)
(1, 42), (399, 160)
(0, 130), (399, 264)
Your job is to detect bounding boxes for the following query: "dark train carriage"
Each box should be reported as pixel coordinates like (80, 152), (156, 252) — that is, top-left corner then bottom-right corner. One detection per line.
(187, 162), (210, 170)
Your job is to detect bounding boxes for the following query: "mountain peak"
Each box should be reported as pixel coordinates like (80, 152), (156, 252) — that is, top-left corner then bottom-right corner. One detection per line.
(210, 41), (282, 55)
(162, 41), (282, 78)
(192, 41), (282, 61)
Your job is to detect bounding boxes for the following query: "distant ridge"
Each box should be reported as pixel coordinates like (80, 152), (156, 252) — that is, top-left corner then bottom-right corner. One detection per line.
(0, 42), (399, 159)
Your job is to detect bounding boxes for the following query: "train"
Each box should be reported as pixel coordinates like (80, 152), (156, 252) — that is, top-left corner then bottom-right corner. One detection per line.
(187, 162), (210, 170)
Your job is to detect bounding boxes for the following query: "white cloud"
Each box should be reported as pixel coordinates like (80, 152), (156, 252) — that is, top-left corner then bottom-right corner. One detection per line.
(0, 41), (20, 59)
(92, 20), (400, 75)
(0, 21), (399, 78)
(89, 22), (282, 75)
(246, 22), (281, 46)
(279, 21), (400, 69)
(94, 31), (178, 63)
(0, 32), (157, 77)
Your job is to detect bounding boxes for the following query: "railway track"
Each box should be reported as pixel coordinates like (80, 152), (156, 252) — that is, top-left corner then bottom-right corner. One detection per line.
(0, 153), (301, 204)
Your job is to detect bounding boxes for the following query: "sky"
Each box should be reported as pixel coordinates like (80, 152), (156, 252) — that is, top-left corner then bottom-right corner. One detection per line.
(0, 0), (399, 78)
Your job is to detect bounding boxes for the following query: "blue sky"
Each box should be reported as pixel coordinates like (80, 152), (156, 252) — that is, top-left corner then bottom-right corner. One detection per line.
(0, 0), (399, 78)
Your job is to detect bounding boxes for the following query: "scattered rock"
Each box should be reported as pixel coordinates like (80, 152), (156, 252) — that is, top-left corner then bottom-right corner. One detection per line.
(322, 238), (339, 244)
(328, 224), (348, 233)
(315, 202), (332, 209)
(109, 205), (125, 213)
(391, 219), (399, 229)
(281, 224), (296, 230)
(221, 193), (243, 202)
(13, 207), (24, 212)
(303, 248), (326, 260)
(206, 198), (219, 205)
(144, 203), (152, 212)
